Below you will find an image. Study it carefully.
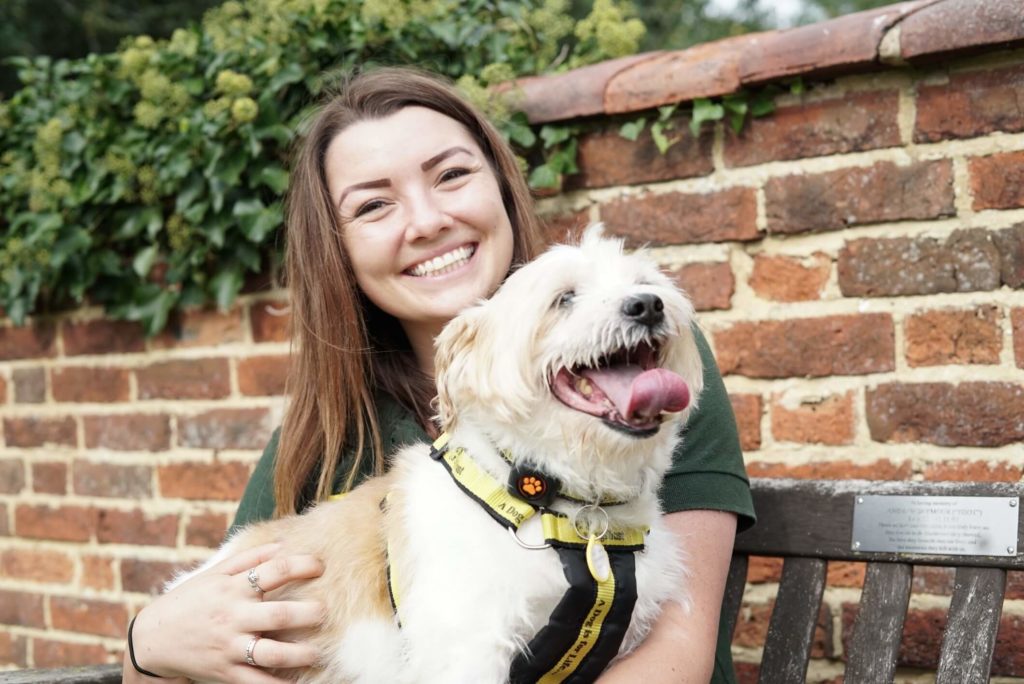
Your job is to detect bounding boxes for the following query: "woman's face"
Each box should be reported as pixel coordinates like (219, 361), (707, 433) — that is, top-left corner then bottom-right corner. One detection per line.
(325, 106), (515, 344)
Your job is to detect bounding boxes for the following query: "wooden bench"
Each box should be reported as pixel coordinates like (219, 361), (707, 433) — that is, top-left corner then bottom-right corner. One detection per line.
(10, 478), (1023, 683)
(723, 478), (1024, 683)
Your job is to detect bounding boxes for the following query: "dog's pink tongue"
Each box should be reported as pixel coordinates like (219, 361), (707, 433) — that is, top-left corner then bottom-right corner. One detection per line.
(582, 366), (690, 419)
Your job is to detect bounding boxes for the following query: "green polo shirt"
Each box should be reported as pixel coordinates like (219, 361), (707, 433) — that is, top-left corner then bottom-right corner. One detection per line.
(232, 326), (755, 682)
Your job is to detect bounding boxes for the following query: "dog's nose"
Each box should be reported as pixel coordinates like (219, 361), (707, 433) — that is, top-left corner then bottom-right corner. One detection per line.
(621, 294), (664, 327)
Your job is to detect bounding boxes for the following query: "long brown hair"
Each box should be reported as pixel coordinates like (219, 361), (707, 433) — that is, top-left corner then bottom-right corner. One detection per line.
(276, 67), (546, 516)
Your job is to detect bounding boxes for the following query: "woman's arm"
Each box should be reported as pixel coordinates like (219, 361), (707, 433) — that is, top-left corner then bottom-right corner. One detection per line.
(597, 509), (738, 684)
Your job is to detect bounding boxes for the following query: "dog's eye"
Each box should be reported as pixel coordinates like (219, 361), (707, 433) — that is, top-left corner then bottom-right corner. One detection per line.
(556, 290), (575, 308)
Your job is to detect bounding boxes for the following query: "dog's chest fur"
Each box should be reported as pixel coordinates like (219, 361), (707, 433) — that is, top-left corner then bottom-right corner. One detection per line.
(344, 438), (684, 684)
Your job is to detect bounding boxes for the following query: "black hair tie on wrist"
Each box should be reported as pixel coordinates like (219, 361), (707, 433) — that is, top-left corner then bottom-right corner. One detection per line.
(128, 615), (166, 679)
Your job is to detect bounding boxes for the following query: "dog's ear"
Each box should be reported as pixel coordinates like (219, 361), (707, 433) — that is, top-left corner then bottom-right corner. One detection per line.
(434, 305), (484, 432)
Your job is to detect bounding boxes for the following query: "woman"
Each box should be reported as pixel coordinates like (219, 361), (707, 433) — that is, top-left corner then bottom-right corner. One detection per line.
(124, 67), (755, 684)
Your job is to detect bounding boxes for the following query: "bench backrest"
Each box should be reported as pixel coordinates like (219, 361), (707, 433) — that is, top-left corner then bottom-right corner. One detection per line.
(723, 478), (1024, 684)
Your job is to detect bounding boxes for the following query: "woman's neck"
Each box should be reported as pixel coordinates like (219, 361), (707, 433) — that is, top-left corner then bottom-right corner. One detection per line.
(402, 321), (443, 378)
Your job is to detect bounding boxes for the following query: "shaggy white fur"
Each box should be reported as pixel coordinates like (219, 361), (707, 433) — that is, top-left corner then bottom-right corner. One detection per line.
(173, 227), (704, 683)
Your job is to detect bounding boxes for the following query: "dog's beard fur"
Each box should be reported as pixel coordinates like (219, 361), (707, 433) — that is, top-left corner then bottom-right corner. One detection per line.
(174, 226), (704, 684)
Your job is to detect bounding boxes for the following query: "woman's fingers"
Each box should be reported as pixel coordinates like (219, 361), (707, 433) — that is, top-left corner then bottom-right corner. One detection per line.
(211, 542), (283, 576)
(242, 601), (325, 633)
(237, 634), (321, 671)
(239, 554), (324, 595)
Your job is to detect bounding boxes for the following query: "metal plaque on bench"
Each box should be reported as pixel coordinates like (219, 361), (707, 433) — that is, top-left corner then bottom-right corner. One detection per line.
(852, 495), (1020, 556)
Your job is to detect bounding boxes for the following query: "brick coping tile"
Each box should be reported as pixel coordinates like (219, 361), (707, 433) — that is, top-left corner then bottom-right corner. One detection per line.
(513, 0), (1024, 123)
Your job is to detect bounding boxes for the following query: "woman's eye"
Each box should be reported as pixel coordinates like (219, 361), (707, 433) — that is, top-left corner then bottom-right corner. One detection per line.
(556, 290), (575, 308)
(354, 199), (387, 217)
(439, 167), (470, 183)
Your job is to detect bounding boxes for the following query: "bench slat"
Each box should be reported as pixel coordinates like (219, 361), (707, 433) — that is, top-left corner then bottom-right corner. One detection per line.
(721, 554), (749, 641)
(0, 665), (122, 684)
(936, 566), (1007, 684)
(736, 479), (1024, 569)
(758, 557), (827, 684)
(844, 561), (912, 683)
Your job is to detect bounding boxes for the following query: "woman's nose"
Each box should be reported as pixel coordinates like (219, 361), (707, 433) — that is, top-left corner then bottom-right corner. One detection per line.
(405, 191), (450, 241)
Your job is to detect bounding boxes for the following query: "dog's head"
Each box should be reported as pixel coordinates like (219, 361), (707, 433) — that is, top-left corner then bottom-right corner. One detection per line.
(435, 226), (704, 496)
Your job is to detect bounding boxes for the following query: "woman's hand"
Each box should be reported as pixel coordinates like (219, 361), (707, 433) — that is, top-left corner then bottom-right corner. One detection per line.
(124, 542), (325, 684)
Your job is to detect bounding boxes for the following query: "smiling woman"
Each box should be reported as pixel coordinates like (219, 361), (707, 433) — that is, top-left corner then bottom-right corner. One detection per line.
(122, 66), (754, 684)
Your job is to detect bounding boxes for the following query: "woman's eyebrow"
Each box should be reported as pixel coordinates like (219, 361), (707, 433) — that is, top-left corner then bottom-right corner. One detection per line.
(421, 146), (473, 171)
(338, 179), (391, 208)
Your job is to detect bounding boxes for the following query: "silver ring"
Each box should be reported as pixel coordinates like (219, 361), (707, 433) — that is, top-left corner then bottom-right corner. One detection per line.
(572, 504), (609, 541)
(245, 636), (260, 666)
(247, 567), (264, 594)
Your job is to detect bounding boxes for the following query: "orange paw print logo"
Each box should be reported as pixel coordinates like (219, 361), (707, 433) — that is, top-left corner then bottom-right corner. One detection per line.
(519, 476), (545, 497)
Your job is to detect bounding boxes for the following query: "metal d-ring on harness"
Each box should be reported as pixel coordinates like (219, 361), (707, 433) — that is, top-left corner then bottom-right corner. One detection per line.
(384, 432), (649, 684)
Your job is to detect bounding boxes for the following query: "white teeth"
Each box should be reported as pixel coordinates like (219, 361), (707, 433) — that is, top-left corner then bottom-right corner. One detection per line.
(409, 245), (475, 277)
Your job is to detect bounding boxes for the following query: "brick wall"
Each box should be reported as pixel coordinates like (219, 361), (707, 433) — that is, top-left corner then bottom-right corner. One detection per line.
(1, 0), (1023, 679)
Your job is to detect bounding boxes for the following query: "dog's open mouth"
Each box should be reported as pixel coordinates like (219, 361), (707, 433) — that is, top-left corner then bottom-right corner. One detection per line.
(550, 341), (691, 437)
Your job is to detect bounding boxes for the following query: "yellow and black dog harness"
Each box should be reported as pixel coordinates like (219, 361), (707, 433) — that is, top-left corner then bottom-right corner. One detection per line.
(387, 433), (648, 684)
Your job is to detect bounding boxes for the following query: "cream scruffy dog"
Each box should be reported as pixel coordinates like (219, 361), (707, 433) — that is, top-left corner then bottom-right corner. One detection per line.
(180, 228), (704, 683)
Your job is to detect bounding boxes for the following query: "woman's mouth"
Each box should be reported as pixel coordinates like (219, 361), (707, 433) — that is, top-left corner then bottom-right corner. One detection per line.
(405, 244), (477, 277)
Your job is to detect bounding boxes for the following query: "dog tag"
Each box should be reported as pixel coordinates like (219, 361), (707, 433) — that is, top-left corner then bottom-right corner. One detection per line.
(586, 534), (611, 583)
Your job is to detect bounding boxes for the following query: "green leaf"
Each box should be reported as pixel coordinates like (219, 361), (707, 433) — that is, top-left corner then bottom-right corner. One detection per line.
(619, 118), (646, 141)
(689, 98), (725, 136)
(133, 244), (159, 278)
(651, 121), (670, 154)
(268, 62), (305, 93)
(256, 165), (290, 194)
(657, 104), (678, 122)
(540, 125), (571, 149)
(528, 164), (559, 189)
(210, 266), (244, 311)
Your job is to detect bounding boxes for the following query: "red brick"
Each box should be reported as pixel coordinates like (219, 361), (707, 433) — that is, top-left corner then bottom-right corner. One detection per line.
(905, 306), (1002, 366)
(0, 374), (6, 403)
(159, 460), (252, 501)
(765, 160), (955, 235)
(250, 300), (291, 343)
(827, 561), (865, 589)
(0, 322), (57, 361)
(0, 502), (8, 536)
(0, 547), (75, 583)
(1008, 571), (1024, 601)
(52, 366), (131, 403)
(913, 566), (955, 596)
(900, 0), (1024, 63)
(541, 209), (591, 245)
(867, 382), (1024, 447)
(0, 459), (25, 494)
(747, 556), (783, 584)
(995, 224), (1024, 289)
(185, 511), (230, 548)
(83, 413), (171, 451)
(0, 589), (45, 628)
(714, 314), (895, 379)
(63, 319), (145, 356)
(15, 504), (96, 542)
(1014, 308), (1024, 368)
(177, 407), (273, 450)
(915, 63), (1024, 142)
(922, 459), (1023, 483)
(771, 392), (855, 446)
(728, 393), (762, 453)
(570, 124), (713, 189)
(96, 508), (178, 547)
(12, 367), (45, 403)
(238, 355), (289, 396)
(970, 150), (1024, 211)
(897, 607), (945, 669)
(668, 262), (734, 311)
(151, 306), (245, 350)
(993, 613), (1024, 676)
(137, 358), (231, 400)
(3, 416), (76, 447)
(599, 188), (760, 247)
(31, 637), (111, 668)
(746, 459), (913, 481)
(122, 558), (185, 595)
(838, 229), (1002, 297)
(734, 600), (832, 657)
(81, 555), (116, 590)
(734, 661), (759, 684)
(0, 631), (28, 667)
(725, 91), (900, 167)
(749, 253), (831, 302)
(50, 596), (128, 638)
(73, 460), (152, 498)
(32, 461), (67, 494)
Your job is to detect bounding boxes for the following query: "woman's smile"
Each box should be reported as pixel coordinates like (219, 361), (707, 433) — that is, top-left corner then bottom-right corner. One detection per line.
(405, 243), (477, 278)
